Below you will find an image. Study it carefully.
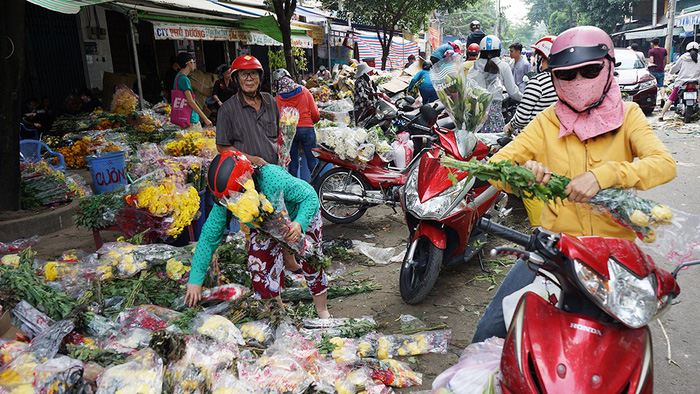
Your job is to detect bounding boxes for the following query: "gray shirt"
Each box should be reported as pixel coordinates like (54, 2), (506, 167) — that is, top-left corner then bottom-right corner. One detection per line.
(511, 57), (531, 93)
(216, 91), (280, 164)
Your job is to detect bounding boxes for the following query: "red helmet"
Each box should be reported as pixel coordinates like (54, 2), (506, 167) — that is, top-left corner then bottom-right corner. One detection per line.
(467, 43), (480, 54)
(207, 149), (255, 200)
(230, 55), (263, 75)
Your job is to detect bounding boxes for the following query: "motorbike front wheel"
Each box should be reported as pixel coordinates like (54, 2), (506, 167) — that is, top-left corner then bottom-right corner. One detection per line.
(315, 168), (369, 224)
(400, 236), (443, 304)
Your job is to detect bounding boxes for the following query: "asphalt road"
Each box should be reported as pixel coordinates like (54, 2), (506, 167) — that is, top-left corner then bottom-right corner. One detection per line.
(644, 116), (700, 394)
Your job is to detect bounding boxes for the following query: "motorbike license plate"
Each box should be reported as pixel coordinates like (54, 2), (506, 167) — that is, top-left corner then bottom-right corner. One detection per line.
(684, 91), (697, 100)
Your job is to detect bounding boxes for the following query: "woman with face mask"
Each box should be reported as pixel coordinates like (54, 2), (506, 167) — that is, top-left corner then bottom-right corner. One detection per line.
(471, 26), (677, 343)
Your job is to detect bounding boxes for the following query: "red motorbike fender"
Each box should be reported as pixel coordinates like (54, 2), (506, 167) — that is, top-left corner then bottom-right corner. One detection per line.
(500, 292), (652, 394)
(413, 222), (446, 249)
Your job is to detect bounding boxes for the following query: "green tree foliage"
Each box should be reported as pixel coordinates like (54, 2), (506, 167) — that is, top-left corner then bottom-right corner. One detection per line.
(442, 1), (536, 48)
(525, 0), (639, 35)
(322, 0), (465, 69)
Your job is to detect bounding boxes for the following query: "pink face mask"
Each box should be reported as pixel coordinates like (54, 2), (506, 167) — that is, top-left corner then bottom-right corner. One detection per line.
(553, 62), (610, 112)
(553, 59), (625, 141)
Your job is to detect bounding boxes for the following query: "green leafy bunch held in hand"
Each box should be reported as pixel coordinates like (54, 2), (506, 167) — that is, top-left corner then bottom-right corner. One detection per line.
(440, 156), (673, 243)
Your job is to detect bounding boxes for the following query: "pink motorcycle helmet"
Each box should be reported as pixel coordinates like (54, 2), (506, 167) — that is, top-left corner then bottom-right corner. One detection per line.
(547, 26), (615, 71)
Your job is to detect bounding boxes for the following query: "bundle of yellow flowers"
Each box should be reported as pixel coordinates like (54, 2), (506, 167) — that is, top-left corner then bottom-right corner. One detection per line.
(133, 111), (163, 133)
(127, 180), (200, 237)
(225, 179), (274, 226)
(110, 85), (139, 115)
(165, 130), (216, 158)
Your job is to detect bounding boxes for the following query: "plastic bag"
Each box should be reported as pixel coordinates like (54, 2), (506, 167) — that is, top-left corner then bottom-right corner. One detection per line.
(34, 355), (85, 393)
(365, 358), (423, 388)
(116, 305), (181, 332)
(191, 313), (245, 345)
(111, 84), (139, 115)
(278, 107), (300, 167)
(239, 319), (275, 346)
(0, 320), (74, 392)
(210, 370), (256, 394)
(357, 143), (376, 163)
(12, 300), (54, 339)
(432, 337), (504, 394)
(351, 241), (403, 265)
(431, 55), (496, 132)
(172, 283), (249, 310)
(0, 235), (41, 254)
(165, 335), (240, 393)
(391, 132), (414, 169)
(639, 206), (700, 267)
(0, 339), (29, 366)
(97, 242), (190, 280)
(237, 355), (314, 393)
(97, 348), (164, 394)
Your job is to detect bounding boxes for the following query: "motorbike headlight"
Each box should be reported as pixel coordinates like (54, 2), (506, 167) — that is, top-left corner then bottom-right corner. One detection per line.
(404, 167), (473, 220)
(574, 258), (658, 328)
(638, 79), (656, 90)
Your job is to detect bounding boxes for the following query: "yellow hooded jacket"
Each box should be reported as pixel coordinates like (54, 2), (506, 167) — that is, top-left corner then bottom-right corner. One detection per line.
(490, 101), (676, 241)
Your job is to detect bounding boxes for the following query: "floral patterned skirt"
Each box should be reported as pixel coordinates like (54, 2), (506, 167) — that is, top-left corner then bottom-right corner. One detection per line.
(480, 100), (505, 133)
(247, 212), (328, 299)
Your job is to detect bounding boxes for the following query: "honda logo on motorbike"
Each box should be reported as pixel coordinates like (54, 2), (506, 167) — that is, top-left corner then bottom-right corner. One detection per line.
(570, 323), (602, 336)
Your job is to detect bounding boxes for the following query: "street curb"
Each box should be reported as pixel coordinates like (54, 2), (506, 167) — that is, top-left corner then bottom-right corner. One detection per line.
(0, 200), (79, 243)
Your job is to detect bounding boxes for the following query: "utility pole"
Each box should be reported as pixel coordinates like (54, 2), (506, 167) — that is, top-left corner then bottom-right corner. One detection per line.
(666, 0), (677, 59)
(496, 0), (502, 40)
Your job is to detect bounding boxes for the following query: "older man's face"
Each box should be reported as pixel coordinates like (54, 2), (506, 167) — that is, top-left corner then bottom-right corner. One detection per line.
(238, 70), (260, 94)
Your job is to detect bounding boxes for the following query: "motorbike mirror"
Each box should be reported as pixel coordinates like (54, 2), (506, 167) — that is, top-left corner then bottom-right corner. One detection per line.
(672, 260), (700, 278)
(419, 105), (439, 125)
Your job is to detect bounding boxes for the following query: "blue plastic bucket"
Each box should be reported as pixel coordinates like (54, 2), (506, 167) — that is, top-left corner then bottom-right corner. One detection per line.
(86, 151), (128, 194)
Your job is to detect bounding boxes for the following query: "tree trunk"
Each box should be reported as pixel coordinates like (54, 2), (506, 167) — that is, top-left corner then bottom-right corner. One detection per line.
(568, 5), (574, 28)
(0, 0), (25, 211)
(378, 29), (395, 70)
(272, 0), (297, 79)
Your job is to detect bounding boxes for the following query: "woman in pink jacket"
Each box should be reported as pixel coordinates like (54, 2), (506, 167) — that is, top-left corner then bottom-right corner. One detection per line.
(273, 69), (321, 178)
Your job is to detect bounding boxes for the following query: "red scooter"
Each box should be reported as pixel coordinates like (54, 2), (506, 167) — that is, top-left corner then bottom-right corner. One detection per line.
(475, 217), (697, 393)
(398, 106), (507, 304)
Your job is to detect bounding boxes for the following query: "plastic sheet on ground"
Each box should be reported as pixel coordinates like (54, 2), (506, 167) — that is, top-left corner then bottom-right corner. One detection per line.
(96, 347), (164, 394)
(432, 337), (504, 394)
(351, 241), (404, 265)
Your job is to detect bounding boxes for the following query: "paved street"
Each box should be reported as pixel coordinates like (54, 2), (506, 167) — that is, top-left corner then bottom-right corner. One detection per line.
(644, 115), (700, 393)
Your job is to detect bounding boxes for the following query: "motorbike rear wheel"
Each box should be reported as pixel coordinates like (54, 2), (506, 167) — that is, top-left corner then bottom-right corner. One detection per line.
(400, 236), (443, 304)
(315, 167), (369, 224)
(684, 104), (694, 123)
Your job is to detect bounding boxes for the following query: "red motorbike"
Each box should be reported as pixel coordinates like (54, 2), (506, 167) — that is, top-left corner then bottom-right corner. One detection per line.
(310, 105), (454, 224)
(398, 106), (507, 304)
(475, 217), (698, 393)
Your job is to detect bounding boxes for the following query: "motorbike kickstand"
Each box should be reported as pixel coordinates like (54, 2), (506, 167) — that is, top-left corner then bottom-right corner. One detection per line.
(477, 252), (493, 274)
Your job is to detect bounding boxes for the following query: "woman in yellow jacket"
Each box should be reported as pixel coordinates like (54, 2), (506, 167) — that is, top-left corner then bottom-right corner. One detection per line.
(472, 26), (676, 343)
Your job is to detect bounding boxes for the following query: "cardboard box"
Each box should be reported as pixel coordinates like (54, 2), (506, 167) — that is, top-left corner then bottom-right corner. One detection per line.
(0, 311), (27, 341)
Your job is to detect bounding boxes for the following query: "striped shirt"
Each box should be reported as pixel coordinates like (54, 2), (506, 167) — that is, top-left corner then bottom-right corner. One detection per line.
(510, 71), (558, 131)
(216, 92), (280, 164)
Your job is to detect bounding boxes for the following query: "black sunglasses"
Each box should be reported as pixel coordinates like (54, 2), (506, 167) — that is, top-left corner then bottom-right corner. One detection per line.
(553, 63), (605, 81)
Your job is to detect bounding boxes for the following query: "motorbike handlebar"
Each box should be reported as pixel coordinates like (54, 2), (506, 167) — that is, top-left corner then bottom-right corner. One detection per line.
(477, 218), (532, 248)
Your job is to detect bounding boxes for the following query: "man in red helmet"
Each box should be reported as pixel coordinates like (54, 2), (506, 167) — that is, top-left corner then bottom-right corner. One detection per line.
(462, 43), (480, 73)
(216, 55), (279, 167)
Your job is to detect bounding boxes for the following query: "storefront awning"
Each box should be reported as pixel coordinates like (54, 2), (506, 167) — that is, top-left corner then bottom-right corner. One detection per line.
(624, 26), (684, 40)
(27, 0), (111, 14)
(294, 5), (330, 23)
